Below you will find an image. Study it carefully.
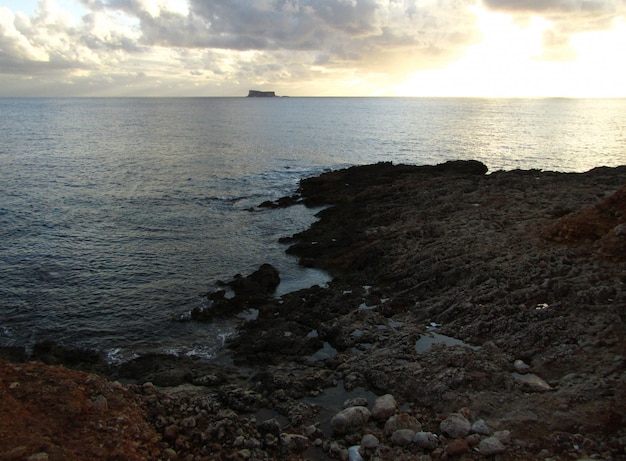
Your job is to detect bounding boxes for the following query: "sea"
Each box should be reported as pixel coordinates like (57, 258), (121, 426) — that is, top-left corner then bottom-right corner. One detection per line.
(1, 97), (625, 363)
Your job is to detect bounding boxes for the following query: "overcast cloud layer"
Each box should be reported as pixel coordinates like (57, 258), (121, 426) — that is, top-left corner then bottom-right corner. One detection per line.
(0, 0), (625, 96)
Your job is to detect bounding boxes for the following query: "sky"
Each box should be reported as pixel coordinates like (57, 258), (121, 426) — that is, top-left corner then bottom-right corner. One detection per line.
(0, 0), (625, 97)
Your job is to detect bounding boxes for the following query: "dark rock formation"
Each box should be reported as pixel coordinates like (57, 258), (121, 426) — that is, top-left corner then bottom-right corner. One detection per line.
(247, 90), (276, 97)
(191, 263), (280, 321)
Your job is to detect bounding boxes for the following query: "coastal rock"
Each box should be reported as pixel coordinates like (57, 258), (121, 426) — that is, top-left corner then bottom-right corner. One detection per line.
(331, 406), (371, 435)
(440, 413), (471, 438)
(230, 263), (280, 297)
(371, 394), (397, 420)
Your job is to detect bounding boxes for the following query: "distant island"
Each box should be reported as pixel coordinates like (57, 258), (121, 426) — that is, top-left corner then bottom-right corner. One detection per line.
(247, 90), (276, 97)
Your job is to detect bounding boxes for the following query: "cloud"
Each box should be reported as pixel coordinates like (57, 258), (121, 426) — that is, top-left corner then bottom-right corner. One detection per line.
(2, 0), (623, 95)
(87, 0), (482, 73)
(483, 0), (626, 60)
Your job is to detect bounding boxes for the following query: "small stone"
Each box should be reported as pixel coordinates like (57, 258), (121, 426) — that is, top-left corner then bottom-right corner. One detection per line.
(494, 429), (511, 443)
(614, 223), (626, 236)
(163, 424), (179, 441)
(470, 418), (492, 435)
(331, 406), (371, 435)
(328, 441), (348, 460)
(466, 433), (482, 446)
(344, 397), (369, 408)
(514, 359), (531, 371)
(348, 445), (365, 461)
(413, 431), (439, 450)
(258, 418), (281, 435)
(162, 448), (178, 461)
(446, 439), (470, 456)
(390, 429), (415, 446)
(440, 413), (471, 438)
(371, 394), (397, 420)
(236, 449), (251, 460)
(26, 454), (49, 461)
(479, 436), (506, 455)
(383, 413), (422, 436)
(92, 395), (108, 411)
(281, 433), (309, 452)
(361, 434), (380, 449)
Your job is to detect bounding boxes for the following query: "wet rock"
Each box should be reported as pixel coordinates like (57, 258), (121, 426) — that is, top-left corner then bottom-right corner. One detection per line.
(230, 264), (280, 297)
(440, 413), (471, 438)
(479, 436), (506, 455)
(371, 394), (397, 420)
(331, 406), (371, 435)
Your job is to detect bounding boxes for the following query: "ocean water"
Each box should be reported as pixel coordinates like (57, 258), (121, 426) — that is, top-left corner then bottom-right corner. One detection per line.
(1, 97), (624, 361)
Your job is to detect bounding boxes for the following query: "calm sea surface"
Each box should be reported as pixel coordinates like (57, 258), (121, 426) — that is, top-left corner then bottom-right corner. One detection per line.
(1, 97), (624, 361)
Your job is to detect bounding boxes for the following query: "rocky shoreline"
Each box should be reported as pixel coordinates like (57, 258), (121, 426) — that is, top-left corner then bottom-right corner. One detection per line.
(2, 160), (625, 460)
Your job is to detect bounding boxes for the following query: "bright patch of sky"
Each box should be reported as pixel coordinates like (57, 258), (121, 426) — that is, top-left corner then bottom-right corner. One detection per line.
(0, 0), (625, 97)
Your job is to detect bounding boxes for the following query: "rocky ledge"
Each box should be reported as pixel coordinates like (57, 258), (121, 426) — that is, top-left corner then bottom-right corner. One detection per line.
(2, 160), (625, 461)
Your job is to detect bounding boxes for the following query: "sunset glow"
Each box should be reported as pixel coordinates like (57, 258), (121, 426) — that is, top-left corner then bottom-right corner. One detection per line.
(1, 0), (625, 97)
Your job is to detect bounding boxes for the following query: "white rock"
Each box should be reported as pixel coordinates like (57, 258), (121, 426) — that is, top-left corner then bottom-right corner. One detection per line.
(331, 406), (372, 435)
(371, 394), (397, 420)
(440, 413), (471, 438)
(348, 446), (364, 461)
(479, 436), (506, 455)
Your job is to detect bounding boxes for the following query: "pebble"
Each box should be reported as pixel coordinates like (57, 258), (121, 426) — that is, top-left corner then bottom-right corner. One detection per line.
(331, 406), (371, 435)
(440, 413), (471, 438)
(494, 429), (511, 443)
(514, 359), (531, 371)
(413, 431), (439, 450)
(446, 438), (470, 456)
(479, 436), (506, 455)
(348, 445), (364, 461)
(390, 429), (415, 446)
(280, 433), (309, 452)
(92, 395), (108, 411)
(383, 413), (422, 436)
(470, 418), (492, 435)
(371, 394), (397, 420)
(361, 434), (380, 449)
(258, 418), (281, 435)
(343, 397), (369, 408)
